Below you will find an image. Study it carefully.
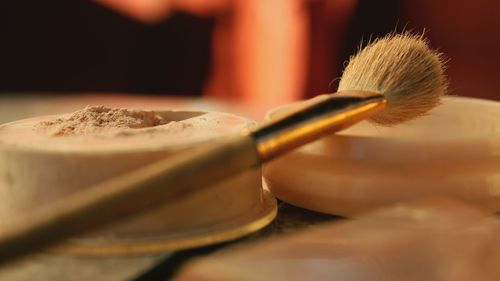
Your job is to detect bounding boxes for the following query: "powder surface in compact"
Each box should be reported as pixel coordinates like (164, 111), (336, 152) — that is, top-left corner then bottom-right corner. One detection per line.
(2, 106), (249, 152)
(0, 106), (276, 255)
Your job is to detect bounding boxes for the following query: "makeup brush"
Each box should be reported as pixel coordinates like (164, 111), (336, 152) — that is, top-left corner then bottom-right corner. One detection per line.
(0, 33), (447, 265)
(338, 32), (447, 125)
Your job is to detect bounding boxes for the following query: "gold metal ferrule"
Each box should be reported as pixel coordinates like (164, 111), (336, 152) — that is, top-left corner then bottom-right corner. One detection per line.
(248, 93), (387, 162)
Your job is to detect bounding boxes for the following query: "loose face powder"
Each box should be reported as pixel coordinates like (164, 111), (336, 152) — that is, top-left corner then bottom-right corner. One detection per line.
(36, 105), (170, 137)
(0, 106), (253, 152)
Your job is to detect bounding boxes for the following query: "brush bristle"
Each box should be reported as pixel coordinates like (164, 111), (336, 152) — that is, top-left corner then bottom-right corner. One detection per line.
(338, 32), (448, 125)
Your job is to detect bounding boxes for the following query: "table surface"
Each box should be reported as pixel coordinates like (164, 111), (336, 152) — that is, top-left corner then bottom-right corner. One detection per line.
(0, 203), (339, 281)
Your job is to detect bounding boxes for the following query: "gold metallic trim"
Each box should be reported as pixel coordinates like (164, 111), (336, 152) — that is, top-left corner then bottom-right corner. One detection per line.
(255, 95), (387, 161)
(49, 190), (277, 256)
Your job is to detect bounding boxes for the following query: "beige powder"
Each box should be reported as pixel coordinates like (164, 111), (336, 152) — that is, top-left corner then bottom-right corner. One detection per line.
(36, 105), (169, 136)
(1, 107), (250, 152)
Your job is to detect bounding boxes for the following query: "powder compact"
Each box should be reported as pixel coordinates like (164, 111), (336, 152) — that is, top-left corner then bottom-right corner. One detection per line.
(0, 106), (276, 255)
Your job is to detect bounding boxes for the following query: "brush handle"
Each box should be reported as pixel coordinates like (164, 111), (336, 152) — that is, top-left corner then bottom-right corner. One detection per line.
(0, 94), (386, 265)
(0, 135), (260, 265)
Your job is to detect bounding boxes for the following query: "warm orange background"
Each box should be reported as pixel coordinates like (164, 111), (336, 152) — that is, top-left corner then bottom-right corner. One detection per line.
(1, 0), (498, 113)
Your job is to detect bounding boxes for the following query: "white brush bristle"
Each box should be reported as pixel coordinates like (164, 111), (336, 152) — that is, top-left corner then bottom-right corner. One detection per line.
(338, 32), (448, 125)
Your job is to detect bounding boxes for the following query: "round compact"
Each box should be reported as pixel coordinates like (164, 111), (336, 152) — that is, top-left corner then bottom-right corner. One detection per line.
(264, 96), (499, 217)
(0, 106), (276, 255)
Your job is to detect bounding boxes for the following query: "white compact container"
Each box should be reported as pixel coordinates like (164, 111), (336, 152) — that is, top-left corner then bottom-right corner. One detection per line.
(264, 96), (499, 217)
(0, 109), (276, 255)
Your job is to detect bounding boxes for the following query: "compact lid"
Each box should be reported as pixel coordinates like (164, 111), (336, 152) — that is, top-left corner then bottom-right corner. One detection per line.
(267, 96), (500, 162)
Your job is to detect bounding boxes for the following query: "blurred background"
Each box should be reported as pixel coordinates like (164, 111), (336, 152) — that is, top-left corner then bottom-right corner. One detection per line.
(0, 0), (499, 120)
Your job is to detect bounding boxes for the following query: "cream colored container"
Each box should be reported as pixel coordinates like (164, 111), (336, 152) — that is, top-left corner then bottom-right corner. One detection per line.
(0, 109), (276, 255)
(264, 96), (499, 217)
